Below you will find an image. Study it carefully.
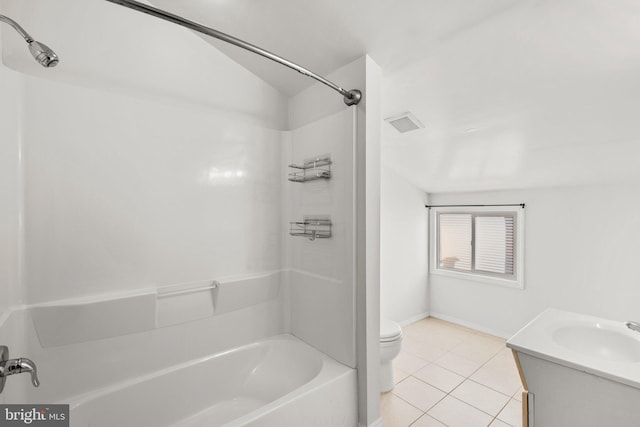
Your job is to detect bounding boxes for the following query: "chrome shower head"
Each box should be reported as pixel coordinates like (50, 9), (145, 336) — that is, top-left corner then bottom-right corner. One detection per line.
(0, 14), (59, 68)
(28, 41), (59, 67)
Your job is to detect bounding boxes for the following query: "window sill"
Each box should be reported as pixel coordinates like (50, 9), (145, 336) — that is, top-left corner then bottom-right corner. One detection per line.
(430, 268), (524, 290)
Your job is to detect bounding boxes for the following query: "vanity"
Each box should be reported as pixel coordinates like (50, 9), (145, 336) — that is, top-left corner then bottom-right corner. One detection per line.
(507, 309), (640, 427)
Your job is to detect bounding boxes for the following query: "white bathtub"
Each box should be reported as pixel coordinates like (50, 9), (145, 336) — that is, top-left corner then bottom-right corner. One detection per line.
(68, 334), (357, 427)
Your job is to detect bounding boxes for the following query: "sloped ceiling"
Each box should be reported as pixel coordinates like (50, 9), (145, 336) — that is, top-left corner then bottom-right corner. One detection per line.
(382, 0), (640, 192)
(149, 0), (518, 96)
(146, 0), (640, 193)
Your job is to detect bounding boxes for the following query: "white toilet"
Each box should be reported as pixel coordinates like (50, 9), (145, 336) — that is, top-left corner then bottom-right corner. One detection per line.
(380, 318), (403, 392)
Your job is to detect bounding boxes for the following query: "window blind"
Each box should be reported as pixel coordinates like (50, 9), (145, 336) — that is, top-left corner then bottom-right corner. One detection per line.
(437, 212), (516, 279)
(475, 216), (514, 275)
(438, 214), (472, 271)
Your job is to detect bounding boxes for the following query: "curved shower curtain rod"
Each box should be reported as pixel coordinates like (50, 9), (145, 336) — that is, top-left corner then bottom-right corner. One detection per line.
(104, 0), (362, 106)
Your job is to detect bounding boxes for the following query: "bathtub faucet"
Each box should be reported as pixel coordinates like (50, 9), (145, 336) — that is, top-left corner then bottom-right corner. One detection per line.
(625, 321), (640, 333)
(0, 346), (40, 394)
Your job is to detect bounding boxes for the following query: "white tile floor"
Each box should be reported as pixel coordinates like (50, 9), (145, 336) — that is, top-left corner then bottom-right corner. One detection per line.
(381, 317), (524, 427)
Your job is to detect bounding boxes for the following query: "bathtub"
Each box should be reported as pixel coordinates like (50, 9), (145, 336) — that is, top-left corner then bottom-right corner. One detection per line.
(68, 334), (357, 427)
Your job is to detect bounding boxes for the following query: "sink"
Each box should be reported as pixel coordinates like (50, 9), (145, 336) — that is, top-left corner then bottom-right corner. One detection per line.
(508, 309), (640, 388)
(553, 325), (640, 363)
(508, 309), (640, 427)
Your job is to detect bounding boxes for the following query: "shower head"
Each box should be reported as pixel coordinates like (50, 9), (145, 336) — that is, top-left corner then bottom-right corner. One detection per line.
(28, 40), (59, 67)
(0, 14), (59, 67)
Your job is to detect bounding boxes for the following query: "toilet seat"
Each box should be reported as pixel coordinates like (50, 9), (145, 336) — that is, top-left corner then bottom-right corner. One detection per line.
(380, 318), (402, 343)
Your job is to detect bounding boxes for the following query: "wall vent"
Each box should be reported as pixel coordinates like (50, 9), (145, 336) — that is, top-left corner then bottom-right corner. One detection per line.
(384, 112), (424, 133)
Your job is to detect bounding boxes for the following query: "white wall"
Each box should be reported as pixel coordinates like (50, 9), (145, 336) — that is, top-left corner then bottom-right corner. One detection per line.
(0, 32), (29, 405)
(360, 55), (382, 427)
(1, 0), (289, 402)
(0, 2), (373, 418)
(21, 76), (283, 304)
(429, 182), (640, 338)
(0, 31), (22, 313)
(286, 57), (366, 368)
(0, 0), (287, 306)
(287, 56), (383, 427)
(1, 0), (287, 129)
(380, 166), (429, 325)
(284, 108), (355, 367)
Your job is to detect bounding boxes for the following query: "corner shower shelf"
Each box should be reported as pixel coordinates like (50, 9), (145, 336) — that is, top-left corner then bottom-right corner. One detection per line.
(288, 156), (332, 182)
(289, 218), (332, 241)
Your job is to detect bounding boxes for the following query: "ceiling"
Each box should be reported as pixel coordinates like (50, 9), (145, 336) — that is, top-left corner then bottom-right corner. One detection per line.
(149, 0), (518, 96)
(148, 0), (640, 193)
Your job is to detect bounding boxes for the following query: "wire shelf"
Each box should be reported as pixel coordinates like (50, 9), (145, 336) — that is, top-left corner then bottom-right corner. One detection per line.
(288, 156), (332, 182)
(289, 218), (332, 241)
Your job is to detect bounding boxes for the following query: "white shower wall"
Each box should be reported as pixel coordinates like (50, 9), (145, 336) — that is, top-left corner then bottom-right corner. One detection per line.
(0, 0), (287, 128)
(284, 108), (356, 368)
(285, 56), (382, 426)
(1, 0), (290, 307)
(0, 32), (21, 314)
(0, 0), (290, 402)
(0, 0), (370, 411)
(21, 76), (284, 304)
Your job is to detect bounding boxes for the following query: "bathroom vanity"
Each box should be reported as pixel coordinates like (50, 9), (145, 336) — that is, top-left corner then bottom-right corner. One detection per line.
(507, 309), (640, 427)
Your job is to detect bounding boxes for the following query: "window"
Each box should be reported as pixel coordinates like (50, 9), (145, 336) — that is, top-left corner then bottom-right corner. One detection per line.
(430, 206), (524, 288)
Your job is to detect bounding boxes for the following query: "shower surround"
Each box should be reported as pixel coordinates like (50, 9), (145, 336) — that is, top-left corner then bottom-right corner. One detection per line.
(0, 0), (379, 425)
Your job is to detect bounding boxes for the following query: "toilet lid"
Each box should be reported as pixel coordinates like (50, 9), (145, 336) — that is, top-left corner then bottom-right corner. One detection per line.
(380, 319), (402, 342)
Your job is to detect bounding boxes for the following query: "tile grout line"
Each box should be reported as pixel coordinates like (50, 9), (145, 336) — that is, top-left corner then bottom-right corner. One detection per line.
(386, 319), (523, 427)
(431, 345), (517, 397)
(395, 366), (513, 426)
(389, 375), (449, 414)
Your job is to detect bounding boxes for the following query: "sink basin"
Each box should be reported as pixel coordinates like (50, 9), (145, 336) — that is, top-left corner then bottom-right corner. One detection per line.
(509, 309), (640, 398)
(508, 310), (640, 426)
(553, 325), (640, 363)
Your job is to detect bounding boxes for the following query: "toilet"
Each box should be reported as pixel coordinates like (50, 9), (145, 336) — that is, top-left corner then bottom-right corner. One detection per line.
(380, 318), (403, 392)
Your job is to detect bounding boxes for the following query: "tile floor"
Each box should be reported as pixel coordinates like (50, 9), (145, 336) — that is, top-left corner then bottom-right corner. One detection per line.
(381, 317), (524, 427)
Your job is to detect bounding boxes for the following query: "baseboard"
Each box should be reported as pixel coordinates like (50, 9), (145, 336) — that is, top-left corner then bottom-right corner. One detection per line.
(428, 311), (510, 339)
(397, 311), (430, 328)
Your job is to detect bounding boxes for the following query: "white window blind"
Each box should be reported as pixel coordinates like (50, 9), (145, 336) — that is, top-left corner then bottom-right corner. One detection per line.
(438, 214), (472, 271)
(437, 212), (516, 280)
(475, 216), (514, 275)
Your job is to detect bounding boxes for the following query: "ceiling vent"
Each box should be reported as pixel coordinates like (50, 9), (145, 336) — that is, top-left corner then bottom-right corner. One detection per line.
(384, 112), (424, 133)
